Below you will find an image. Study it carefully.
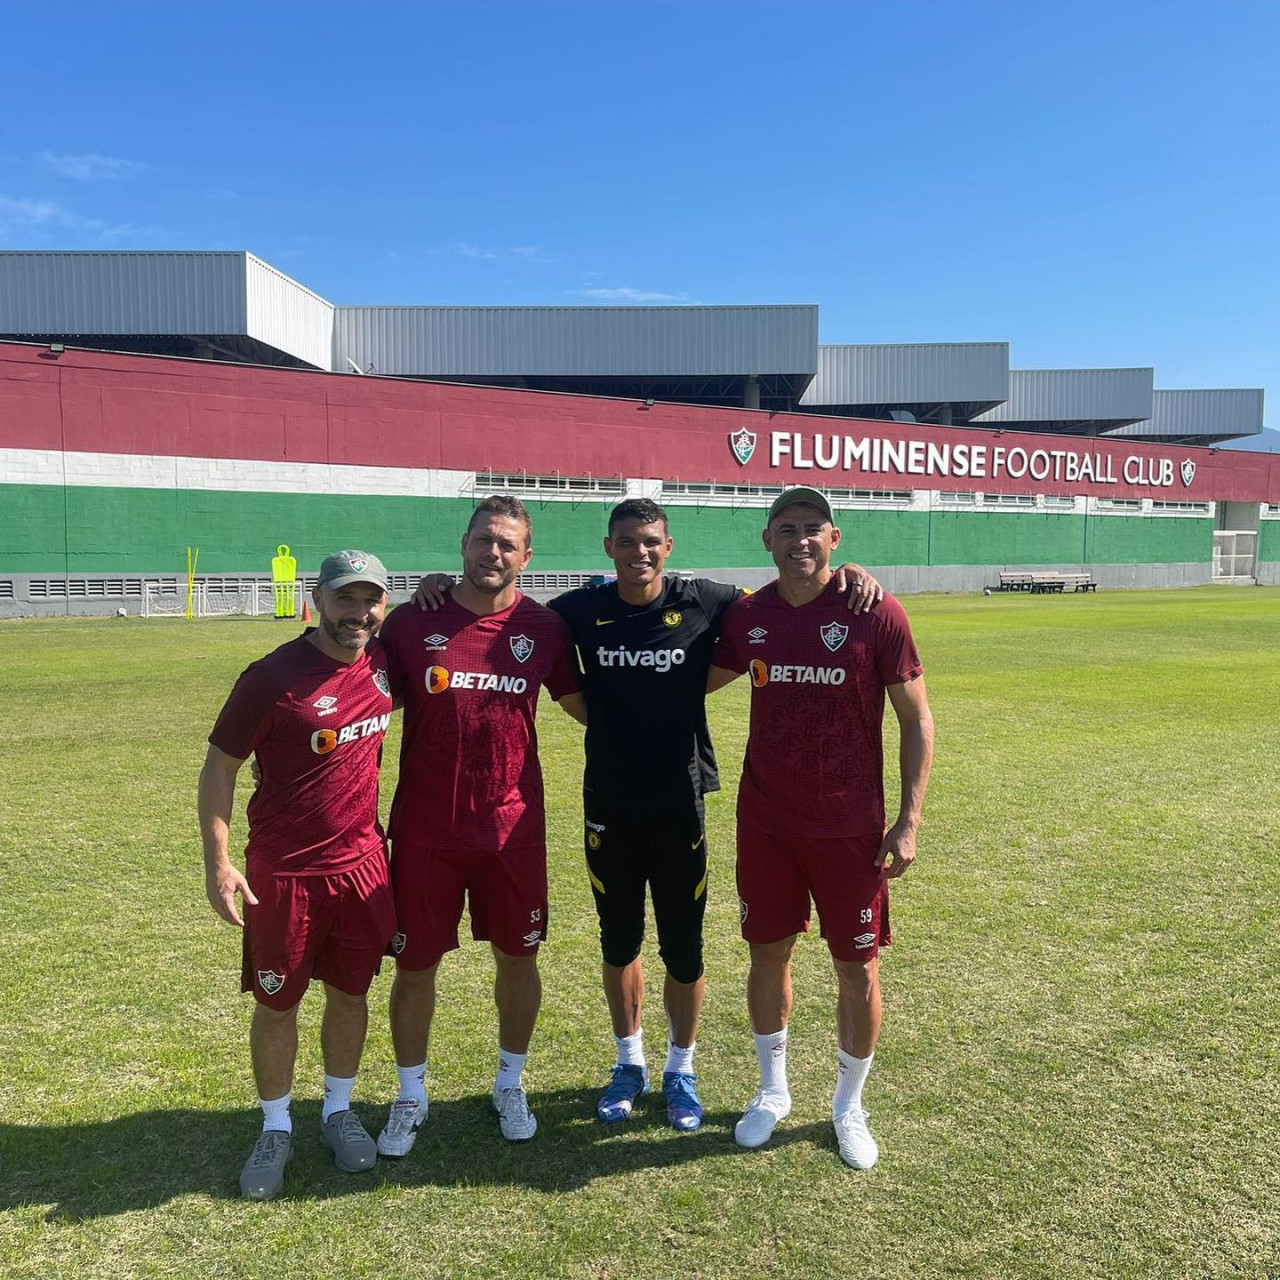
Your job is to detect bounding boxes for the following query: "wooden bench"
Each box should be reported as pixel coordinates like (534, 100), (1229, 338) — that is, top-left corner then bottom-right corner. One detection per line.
(1060, 573), (1098, 592)
(997, 572), (1034, 592)
(1030, 572), (1066, 594)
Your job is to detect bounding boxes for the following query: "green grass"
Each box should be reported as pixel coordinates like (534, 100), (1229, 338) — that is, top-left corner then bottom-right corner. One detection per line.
(1, 588), (1279, 1279)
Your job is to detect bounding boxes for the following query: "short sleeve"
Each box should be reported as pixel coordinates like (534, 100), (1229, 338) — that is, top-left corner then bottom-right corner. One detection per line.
(873, 596), (924, 686)
(543, 613), (582, 700)
(209, 663), (284, 760)
(713, 599), (751, 675)
(378, 606), (411, 699)
(695, 578), (743, 633)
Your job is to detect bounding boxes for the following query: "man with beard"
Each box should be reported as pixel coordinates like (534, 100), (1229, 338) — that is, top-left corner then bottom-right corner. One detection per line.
(376, 496), (585, 1155)
(709, 488), (934, 1170)
(200, 550), (396, 1200)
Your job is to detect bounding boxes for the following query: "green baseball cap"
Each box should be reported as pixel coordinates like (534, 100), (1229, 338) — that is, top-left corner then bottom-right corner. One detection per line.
(767, 486), (833, 525)
(317, 549), (389, 592)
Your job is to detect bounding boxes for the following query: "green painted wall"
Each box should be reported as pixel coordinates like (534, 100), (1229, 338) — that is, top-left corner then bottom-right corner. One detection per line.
(1259, 521), (1280, 563)
(0, 483), (1218, 575)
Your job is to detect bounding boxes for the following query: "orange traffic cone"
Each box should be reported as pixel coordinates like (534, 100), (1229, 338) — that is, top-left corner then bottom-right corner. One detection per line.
(301, 599), (312, 625)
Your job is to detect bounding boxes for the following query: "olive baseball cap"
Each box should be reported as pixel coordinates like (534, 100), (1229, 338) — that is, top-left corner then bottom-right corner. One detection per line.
(767, 486), (833, 525)
(317, 549), (389, 592)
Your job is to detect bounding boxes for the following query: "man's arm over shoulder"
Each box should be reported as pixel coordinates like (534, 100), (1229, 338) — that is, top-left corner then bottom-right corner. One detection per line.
(871, 593), (924, 687)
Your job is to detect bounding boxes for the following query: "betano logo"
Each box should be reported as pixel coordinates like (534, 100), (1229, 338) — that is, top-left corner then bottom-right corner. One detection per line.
(426, 665), (529, 695)
(310, 713), (391, 754)
(749, 660), (847, 687)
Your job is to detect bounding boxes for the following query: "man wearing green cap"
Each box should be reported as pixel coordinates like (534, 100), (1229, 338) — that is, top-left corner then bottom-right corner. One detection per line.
(199, 549), (397, 1200)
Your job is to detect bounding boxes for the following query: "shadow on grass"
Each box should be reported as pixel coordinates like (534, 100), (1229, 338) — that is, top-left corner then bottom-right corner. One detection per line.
(0, 1089), (832, 1220)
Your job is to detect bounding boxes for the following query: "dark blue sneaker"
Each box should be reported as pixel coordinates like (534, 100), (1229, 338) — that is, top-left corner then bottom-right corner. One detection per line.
(597, 1063), (649, 1122)
(663, 1071), (703, 1132)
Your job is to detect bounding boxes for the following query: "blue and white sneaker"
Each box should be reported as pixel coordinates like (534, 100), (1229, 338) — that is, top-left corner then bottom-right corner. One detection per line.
(662, 1071), (703, 1132)
(596, 1063), (649, 1122)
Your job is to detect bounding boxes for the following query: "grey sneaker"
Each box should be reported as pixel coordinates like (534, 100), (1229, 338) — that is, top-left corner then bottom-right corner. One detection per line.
(377, 1096), (427, 1158)
(240, 1129), (293, 1200)
(321, 1108), (378, 1173)
(492, 1085), (537, 1141)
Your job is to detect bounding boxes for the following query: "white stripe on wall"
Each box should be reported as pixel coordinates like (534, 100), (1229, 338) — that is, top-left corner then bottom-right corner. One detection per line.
(0, 449), (475, 499)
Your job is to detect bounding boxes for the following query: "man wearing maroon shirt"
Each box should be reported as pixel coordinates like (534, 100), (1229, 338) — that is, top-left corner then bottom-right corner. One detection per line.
(199, 550), (397, 1201)
(376, 496), (586, 1154)
(709, 487), (934, 1170)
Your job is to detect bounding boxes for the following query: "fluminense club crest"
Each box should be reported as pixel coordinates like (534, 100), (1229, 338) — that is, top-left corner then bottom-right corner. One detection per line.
(510, 634), (535, 664)
(1180, 459), (1196, 488)
(820, 621), (849, 652)
(372, 668), (391, 698)
(729, 427), (757, 467)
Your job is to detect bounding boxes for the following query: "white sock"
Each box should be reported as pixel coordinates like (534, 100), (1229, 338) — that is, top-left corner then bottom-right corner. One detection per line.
(833, 1049), (873, 1118)
(753, 1028), (789, 1098)
(322, 1074), (356, 1122)
(615, 1030), (646, 1068)
(496, 1049), (526, 1092)
(665, 1039), (695, 1075)
(260, 1091), (292, 1134)
(397, 1061), (427, 1105)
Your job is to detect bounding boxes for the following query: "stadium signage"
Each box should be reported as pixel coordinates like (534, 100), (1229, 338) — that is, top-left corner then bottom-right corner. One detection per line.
(740, 432), (1194, 489)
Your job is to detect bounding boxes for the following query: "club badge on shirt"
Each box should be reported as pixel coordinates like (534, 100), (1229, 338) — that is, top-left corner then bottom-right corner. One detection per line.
(820, 621), (849, 652)
(510, 634), (535, 663)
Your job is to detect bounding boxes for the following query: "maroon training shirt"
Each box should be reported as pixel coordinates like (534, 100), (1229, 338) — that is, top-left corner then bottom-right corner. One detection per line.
(380, 593), (580, 851)
(715, 579), (923, 839)
(209, 635), (392, 875)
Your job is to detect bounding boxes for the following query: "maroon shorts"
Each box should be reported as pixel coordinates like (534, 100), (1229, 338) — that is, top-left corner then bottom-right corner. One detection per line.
(389, 840), (548, 970)
(241, 846), (396, 1010)
(736, 826), (891, 962)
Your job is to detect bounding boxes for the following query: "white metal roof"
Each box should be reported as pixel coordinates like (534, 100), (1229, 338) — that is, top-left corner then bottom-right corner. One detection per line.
(971, 367), (1153, 426)
(0, 251), (334, 369)
(800, 342), (1009, 407)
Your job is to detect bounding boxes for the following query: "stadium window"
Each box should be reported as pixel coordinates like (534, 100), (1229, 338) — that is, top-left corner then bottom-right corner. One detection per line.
(1042, 495), (1077, 511)
(1264, 504), (1280, 517)
(660, 482), (911, 508)
(475, 471), (625, 498)
(1094, 498), (1142, 512)
(936, 491), (977, 506)
(1151, 500), (1210, 514)
(980, 493), (1036, 508)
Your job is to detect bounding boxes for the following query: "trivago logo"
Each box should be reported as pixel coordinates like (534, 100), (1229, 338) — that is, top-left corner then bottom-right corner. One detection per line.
(596, 646), (687, 672)
(749, 660), (847, 687)
(426, 665), (529, 694)
(310, 713), (391, 754)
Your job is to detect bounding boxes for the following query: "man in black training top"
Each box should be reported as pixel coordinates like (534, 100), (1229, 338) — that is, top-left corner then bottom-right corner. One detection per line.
(417, 496), (881, 1130)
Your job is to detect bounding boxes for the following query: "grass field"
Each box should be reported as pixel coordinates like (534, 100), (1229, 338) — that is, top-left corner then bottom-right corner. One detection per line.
(1, 587), (1278, 1279)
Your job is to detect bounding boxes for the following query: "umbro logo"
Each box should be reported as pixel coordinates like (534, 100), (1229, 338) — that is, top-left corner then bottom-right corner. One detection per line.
(312, 695), (339, 717)
(748, 627), (768, 645)
(423, 633), (449, 650)
(853, 932), (876, 949)
(522, 930), (542, 947)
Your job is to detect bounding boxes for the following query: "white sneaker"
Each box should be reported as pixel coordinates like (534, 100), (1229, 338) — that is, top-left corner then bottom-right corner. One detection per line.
(493, 1085), (537, 1141)
(376, 1096), (427, 1158)
(834, 1107), (879, 1169)
(734, 1090), (791, 1149)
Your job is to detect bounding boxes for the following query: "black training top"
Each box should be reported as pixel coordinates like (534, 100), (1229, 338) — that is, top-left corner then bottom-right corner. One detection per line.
(548, 575), (741, 810)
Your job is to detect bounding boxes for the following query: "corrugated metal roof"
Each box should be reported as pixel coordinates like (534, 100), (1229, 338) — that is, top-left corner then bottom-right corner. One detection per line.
(332, 305), (818, 377)
(0, 251), (333, 368)
(1105, 388), (1264, 441)
(0, 251), (247, 335)
(799, 342), (1009, 406)
(244, 254), (334, 370)
(972, 367), (1153, 425)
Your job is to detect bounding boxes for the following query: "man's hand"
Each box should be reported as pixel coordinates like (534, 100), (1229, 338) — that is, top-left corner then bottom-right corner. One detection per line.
(206, 862), (259, 928)
(875, 821), (917, 880)
(413, 574), (455, 611)
(832, 563), (884, 615)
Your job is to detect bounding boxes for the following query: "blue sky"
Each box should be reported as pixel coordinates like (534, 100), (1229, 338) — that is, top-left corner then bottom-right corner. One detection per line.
(1, 1), (1276, 421)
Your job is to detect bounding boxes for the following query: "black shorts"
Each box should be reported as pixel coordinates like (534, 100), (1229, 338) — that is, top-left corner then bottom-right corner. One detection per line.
(583, 795), (708, 983)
